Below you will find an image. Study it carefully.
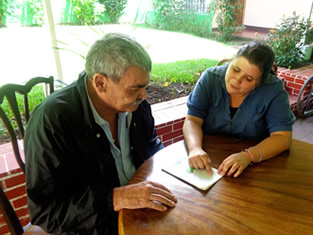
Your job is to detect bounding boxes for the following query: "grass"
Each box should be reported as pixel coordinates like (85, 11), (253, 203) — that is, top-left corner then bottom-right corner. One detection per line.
(151, 59), (217, 84)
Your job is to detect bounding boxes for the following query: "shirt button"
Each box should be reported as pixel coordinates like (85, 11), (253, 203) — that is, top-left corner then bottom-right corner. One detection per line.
(130, 146), (134, 150)
(133, 123), (136, 127)
(96, 133), (101, 138)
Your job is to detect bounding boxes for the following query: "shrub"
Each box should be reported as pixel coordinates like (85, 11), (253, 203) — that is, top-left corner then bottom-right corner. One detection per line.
(149, 0), (214, 38)
(214, 0), (243, 41)
(98, 0), (127, 24)
(264, 16), (311, 69)
(72, 0), (97, 25)
(0, 0), (14, 27)
(25, 0), (45, 26)
(0, 85), (46, 138)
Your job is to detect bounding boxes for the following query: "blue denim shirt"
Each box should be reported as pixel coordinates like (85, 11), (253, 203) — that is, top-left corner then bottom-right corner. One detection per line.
(187, 65), (295, 140)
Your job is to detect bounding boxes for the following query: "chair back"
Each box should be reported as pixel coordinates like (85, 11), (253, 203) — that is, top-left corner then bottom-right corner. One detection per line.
(0, 186), (50, 235)
(0, 186), (24, 235)
(217, 58), (231, 66)
(0, 76), (54, 172)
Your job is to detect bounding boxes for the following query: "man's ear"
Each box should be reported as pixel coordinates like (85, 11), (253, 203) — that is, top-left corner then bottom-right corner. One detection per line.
(93, 73), (108, 92)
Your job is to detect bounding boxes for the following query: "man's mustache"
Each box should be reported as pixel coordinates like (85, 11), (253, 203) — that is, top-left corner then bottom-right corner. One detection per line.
(131, 99), (143, 105)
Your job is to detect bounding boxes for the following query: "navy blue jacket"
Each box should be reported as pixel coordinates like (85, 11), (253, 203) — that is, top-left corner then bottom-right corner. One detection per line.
(25, 72), (163, 235)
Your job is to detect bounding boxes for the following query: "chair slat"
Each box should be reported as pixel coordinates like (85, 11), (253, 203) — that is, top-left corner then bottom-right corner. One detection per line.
(0, 76), (54, 173)
(0, 186), (24, 235)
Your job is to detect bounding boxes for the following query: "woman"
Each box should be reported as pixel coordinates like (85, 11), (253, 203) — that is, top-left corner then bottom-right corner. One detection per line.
(183, 40), (295, 177)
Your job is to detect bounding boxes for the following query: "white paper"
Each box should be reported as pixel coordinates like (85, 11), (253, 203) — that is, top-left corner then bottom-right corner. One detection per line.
(162, 158), (223, 191)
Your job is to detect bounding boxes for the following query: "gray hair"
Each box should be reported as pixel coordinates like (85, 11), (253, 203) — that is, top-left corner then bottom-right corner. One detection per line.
(85, 33), (152, 82)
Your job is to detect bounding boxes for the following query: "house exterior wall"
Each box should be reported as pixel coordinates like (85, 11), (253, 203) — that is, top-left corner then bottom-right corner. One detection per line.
(243, 0), (312, 29)
(212, 0), (312, 29)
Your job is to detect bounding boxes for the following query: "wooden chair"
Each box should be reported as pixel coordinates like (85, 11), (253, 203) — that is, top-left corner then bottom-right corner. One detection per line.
(0, 186), (49, 235)
(0, 76), (54, 173)
(217, 58), (231, 66)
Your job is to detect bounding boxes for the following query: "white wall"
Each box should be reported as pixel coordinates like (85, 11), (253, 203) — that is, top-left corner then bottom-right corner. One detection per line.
(243, 0), (312, 28)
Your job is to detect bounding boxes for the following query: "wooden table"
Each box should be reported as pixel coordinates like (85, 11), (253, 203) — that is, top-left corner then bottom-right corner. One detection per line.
(119, 136), (313, 234)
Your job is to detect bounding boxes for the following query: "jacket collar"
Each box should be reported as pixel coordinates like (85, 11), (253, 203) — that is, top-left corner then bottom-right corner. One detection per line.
(76, 71), (99, 136)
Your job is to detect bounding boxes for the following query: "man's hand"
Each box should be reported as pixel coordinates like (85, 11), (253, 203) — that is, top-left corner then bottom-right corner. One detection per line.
(188, 148), (212, 175)
(113, 181), (177, 211)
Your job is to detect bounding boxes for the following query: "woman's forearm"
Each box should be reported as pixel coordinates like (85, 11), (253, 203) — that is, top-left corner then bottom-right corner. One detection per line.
(246, 131), (292, 163)
(183, 115), (204, 152)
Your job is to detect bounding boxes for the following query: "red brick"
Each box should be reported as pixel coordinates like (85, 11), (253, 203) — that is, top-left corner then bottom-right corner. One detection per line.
(0, 213), (5, 224)
(163, 140), (173, 147)
(155, 123), (166, 128)
(288, 83), (302, 90)
(173, 136), (184, 143)
(284, 77), (295, 82)
(20, 216), (31, 227)
(295, 79), (305, 85)
(293, 89), (300, 95)
(5, 185), (26, 200)
(173, 120), (184, 130)
(0, 171), (9, 178)
(163, 129), (183, 142)
(156, 125), (172, 136)
(278, 74), (288, 80)
(285, 86), (293, 95)
(4, 173), (25, 189)
(15, 206), (29, 218)
(0, 227), (10, 235)
(9, 168), (23, 175)
(165, 120), (174, 125)
(12, 195), (27, 209)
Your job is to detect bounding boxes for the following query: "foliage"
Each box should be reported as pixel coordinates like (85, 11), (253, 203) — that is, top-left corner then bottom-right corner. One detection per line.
(72, 0), (97, 25)
(264, 16), (312, 69)
(25, 0), (45, 26)
(0, 85), (46, 137)
(98, 0), (127, 24)
(0, 0), (14, 27)
(149, 0), (214, 38)
(151, 59), (217, 83)
(214, 0), (243, 41)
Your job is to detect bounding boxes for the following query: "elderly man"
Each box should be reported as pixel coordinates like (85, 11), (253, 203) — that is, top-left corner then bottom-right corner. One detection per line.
(25, 33), (177, 235)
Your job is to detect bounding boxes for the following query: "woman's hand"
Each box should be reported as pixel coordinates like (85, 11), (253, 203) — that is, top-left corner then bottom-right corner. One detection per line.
(188, 148), (212, 175)
(217, 152), (251, 177)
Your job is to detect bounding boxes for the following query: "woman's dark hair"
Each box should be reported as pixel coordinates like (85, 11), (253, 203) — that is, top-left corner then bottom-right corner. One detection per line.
(234, 40), (275, 83)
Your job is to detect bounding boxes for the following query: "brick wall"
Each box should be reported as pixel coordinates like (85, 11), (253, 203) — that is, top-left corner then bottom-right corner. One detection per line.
(155, 117), (185, 147)
(277, 71), (306, 96)
(277, 65), (312, 112)
(0, 169), (30, 234)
